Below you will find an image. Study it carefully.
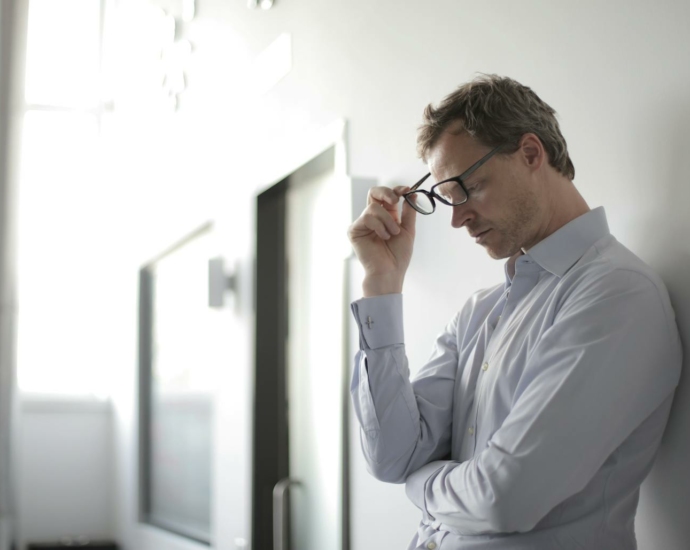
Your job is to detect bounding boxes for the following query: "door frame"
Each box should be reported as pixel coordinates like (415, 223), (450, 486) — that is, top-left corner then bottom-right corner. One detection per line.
(250, 120), (351, 550)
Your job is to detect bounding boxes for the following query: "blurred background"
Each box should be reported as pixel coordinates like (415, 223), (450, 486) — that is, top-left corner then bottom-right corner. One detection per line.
(0, 0), (689, 549)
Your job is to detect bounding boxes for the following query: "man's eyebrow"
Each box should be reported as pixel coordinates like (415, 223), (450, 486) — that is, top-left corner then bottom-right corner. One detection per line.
(463, 174), (485, 186)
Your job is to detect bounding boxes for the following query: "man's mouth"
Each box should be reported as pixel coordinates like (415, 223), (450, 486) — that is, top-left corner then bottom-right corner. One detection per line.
(474, 229), (491, 243)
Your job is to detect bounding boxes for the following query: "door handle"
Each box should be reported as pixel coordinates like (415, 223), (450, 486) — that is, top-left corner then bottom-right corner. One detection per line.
(273, 478), (301, 550)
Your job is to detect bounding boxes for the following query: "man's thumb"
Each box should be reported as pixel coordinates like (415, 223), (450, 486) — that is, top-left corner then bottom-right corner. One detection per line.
(400, 194), (417, 234)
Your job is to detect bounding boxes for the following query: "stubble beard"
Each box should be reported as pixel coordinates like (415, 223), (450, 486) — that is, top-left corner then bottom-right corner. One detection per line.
(482, 189), (542, 260)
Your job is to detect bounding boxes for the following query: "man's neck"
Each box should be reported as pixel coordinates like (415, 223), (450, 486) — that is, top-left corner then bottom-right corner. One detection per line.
(540, 178), (591, 243)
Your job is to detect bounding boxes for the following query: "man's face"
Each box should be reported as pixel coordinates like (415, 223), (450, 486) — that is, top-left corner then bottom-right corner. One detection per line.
(426, 130), (545, 259)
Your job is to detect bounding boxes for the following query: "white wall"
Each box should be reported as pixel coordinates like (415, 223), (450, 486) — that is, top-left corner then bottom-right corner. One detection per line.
(17, 397), (114, 547)
(98, 0), (690, 549)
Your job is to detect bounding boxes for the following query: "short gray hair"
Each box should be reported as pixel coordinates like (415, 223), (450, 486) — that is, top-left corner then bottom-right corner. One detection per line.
(417, 74), (575, 180)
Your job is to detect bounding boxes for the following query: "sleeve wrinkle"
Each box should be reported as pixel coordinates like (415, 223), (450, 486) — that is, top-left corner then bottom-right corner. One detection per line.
(356, 309), (462, 484)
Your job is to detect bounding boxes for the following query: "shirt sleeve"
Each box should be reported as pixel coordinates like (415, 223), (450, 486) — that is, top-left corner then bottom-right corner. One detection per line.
(404, 268), (682, 535)
(350, 293), (461, 484)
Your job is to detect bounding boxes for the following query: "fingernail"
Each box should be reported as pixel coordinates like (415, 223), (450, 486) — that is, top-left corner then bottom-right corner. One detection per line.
(382, 231), (390, 239)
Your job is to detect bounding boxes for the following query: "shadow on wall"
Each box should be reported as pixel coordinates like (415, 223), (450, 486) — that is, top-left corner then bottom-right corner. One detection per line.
(631, 104), (690, 550)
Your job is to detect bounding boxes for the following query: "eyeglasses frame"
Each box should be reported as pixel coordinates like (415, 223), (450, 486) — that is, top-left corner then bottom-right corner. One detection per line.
(403, 145), (506, 215)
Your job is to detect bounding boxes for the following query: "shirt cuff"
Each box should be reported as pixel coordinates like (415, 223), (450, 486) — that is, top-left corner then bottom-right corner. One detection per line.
(405, 460), (450, 517)
(350, 294), (404, 350)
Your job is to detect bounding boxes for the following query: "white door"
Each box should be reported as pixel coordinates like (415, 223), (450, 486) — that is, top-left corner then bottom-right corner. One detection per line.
(284, 148), (349, 550)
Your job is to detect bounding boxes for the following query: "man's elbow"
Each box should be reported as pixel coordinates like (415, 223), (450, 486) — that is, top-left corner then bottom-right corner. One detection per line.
(447, 480), (544, 535)
(365, 461), (407, 484)
(363, 446), (420, 484)
(482, 496), (544, 534)
(359, 429), (419, 483)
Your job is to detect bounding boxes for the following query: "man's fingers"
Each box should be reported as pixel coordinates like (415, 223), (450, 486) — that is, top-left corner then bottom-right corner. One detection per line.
(349, 203), (402, 241)
(359, 185), (415, 236)
(378, 203), (402, 235)
(359, 212), (393, 240)
(389, 185), (417, 233)
(365, 206), (400, 237)
(368, 186), (400, 207)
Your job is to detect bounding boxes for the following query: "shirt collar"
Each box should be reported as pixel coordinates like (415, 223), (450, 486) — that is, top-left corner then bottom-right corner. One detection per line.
(504, 206), (610, 281)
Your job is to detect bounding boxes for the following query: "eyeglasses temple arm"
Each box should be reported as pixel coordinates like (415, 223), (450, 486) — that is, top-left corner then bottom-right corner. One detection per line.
(406, 173), (431, 193)
(460, 145), (505, 180)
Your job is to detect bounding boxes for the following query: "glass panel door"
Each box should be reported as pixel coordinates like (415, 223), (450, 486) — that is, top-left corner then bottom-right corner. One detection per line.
(139, 226), (219, 544)
(285, 149), (346, 550)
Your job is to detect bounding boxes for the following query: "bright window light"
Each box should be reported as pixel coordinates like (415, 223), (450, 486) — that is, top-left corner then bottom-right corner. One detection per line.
(24, 0), (101, 108)
(16, 111), (106, 396)
(17, 0), (109, 397)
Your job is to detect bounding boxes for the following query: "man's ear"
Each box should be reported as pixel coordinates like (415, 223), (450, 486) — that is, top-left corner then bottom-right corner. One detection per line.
(518, 133), (546, 172)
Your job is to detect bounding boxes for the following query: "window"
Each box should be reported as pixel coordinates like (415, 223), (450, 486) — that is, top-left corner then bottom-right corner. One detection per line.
(16, 0), (113, 396)
(138, 225), (216, 544)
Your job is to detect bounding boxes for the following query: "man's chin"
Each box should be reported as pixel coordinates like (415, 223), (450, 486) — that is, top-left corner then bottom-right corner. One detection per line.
(486, 248), (510, 260)
(482, 241), (519, 260)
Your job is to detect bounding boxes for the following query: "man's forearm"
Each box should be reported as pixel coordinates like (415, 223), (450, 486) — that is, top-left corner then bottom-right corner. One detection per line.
(350, 296), (460, 483)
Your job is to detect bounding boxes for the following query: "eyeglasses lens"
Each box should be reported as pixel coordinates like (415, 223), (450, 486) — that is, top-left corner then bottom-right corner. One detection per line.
(436, 181), (468, 205)
(407, 192), (434, 214)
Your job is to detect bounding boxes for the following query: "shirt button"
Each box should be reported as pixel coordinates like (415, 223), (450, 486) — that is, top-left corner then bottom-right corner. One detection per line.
(468, 426), (475, 435)
(482, 362), (489, 371)
(427, 543), (437, 550)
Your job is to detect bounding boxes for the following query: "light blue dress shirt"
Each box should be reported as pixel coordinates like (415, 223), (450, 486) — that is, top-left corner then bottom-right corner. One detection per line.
(350, 207), (682, 550)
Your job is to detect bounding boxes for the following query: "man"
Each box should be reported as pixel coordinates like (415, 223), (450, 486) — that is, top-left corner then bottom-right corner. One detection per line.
(346, 74), (682, 549)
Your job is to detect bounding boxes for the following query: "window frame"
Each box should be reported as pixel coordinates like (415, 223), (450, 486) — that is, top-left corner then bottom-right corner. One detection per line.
(137, 221), (214, 546)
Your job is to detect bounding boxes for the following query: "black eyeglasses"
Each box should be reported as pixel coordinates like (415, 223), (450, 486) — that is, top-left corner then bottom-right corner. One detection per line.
(403, 145), (505, 215)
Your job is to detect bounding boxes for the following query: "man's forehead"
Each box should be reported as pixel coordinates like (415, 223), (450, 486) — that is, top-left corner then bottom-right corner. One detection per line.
(427, 130), (486, 177)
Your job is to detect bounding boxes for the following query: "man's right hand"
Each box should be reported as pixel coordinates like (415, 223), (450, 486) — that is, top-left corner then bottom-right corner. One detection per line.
(347, 185), (417, 297)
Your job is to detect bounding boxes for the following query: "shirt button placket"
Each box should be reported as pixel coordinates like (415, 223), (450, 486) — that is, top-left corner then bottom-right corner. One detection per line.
(426, 542), (437, 550)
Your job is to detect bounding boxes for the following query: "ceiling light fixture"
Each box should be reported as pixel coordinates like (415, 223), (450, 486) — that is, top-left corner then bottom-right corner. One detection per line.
(248, 0), (274, 10)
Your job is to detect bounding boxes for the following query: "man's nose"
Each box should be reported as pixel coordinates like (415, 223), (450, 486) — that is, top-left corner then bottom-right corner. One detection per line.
(450, 203), (474, 229)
